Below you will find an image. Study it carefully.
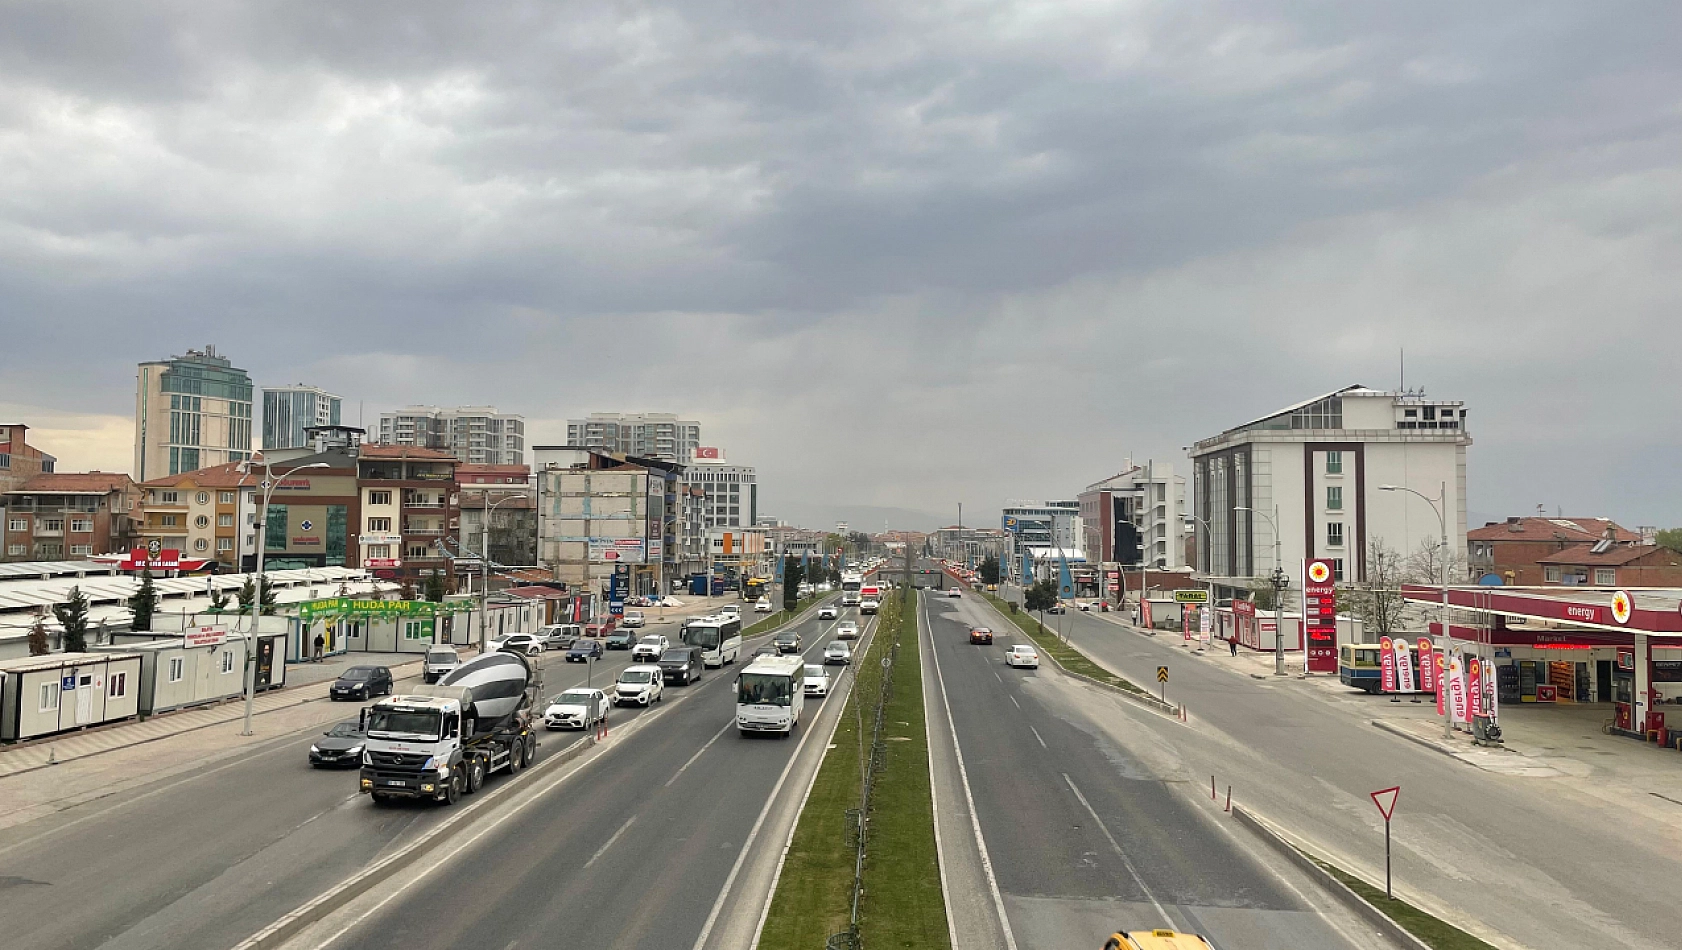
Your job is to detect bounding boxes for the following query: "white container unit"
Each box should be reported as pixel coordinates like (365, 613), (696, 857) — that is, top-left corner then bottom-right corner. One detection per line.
(0, 652), (144, 742)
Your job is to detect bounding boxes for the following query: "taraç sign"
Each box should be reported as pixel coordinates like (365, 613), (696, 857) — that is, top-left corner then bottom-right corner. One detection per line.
(1303, 558), (1338, 673)
(184, 625), (228, 648)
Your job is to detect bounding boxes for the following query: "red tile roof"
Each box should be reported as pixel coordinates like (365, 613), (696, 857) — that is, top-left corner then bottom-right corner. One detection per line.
(361, 444), (458, 460)
(1537, 543), (1678, 567)
(8, 472), (135, 494)
(502, 585), (567, 598)
(140, 460), (258, 489)
(1468, 517), (1640, 543)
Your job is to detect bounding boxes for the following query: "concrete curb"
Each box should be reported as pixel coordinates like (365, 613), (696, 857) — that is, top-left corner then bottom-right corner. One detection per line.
(235, 729), (600, 950)
(1370, 719), (1460, 757)
(1230, 805), (1432, 950)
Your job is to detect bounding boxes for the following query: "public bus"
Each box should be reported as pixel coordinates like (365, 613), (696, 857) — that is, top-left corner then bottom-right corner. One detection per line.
(1338, 644), (1384, 693)
(680, 615), (743, 668)
(840, 572), (863, 606)
(743, 577), (769, 603)
(735, 654), (805, 736)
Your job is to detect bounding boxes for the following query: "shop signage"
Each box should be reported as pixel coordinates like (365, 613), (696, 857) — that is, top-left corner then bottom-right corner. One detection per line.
(1233, 599), (1255, 618)
(360, 534), (403, 546)
(1302, 558), (1338, 673)
(61, 675), (76, 691)
(122, 543), (181, 570)
(292, 537), (321, 546)
(295, 598), (469, 622)
(1173, 589), (1209, 604)
(184, 625), (228, 648)
(589, 538), (646, 564)
(1611, 590), (1633, 625)
(1394, 638), (1416, 692)
(1650, 660), (1682, 683)
(365, 558), (402, 569)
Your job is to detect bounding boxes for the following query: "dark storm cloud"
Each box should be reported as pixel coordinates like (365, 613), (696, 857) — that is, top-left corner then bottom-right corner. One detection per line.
(2, 1), (1680, 527)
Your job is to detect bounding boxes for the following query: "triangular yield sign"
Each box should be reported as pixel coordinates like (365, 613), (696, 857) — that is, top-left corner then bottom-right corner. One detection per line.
(1371, 786), (1400, 821)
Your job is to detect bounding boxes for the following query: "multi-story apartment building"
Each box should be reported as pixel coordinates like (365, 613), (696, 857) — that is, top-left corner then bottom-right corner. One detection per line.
(1001, 501), (1082, 581)
(0, 424), (56, 495)
(1078, 462), (1187, 571)
(2, 473), (140, 561)
(262, 385), (343, 451)
(134, 346), (254, 481)
(356, 445), (459, 581)
(454, 464), (536, 577)
(565, 413), (701, 462)
(243, 449), (361, 573)
(676, 460), (757, 573)
(1190, 385), (1472, 601)
(536, 452), (679, 598)
(377, 406), (524, 465)
(137, 461), (258, 569)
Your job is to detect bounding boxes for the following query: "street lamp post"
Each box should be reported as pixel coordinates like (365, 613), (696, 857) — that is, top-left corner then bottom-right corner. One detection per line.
(240, 460), (330, 737)
(1189, 515), (1217, 651)
(1381, 481), (1452, 739)
(1236, 505), (1287, 675)
(478, 490), (527, 654)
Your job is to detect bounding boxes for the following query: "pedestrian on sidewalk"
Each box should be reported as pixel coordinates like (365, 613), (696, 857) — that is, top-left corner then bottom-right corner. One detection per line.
(312, 632), (325, 662)
(1228, 634), (1238, 656)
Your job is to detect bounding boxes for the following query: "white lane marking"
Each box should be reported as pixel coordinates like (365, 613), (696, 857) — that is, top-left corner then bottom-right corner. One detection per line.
(1008, 695), (1020, 710)
(922, 604), (961, 950)
(666, 720), (735, 788)
(924, 593), (1020, 950)
(1062, 773), (1175, 928)
(584, 814), (637, 869)
(993, 669), (1003, 683)
(1028, 725), (1047, 749)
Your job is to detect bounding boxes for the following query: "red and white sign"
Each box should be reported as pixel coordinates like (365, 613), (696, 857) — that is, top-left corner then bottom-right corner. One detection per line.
(184, 625), (228, 648)
(1370, 785), (1400, 821)
(1468, 655), (1484, 717)
(1303, 558), (1338, 673)
(1380, 636), (1398, 692)
(1446, 652), (1469, 722)
(693, 446), (722, 460)
(1393, 637), (1416, 692)
(1611, 590), (1633, 625)
(1416, 637), (1436, 693)
(123, 546), (182, 570)
(365, 558), (402, 569)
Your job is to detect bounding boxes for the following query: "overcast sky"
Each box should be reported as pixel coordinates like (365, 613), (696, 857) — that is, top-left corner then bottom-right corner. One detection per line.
(2, 1), (1679, 530)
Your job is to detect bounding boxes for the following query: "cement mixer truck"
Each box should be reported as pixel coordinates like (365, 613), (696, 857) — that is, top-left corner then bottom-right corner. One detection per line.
(358, 650), (541, 806)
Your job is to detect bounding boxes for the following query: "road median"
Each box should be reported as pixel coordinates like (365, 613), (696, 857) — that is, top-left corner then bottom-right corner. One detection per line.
(977, 591), (1179, 716)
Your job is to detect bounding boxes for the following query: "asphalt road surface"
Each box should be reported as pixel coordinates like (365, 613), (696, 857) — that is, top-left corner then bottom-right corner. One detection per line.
(0, 606), (833, 950)
(921, 588), (1385, 950)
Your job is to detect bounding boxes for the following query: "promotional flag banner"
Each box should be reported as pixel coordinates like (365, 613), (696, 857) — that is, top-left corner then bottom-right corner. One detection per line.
(1468, 656), (1485, 718)
(1380, 636), (1397, 693)
(1417, 638), (1436, 693)
(1484, 659), (1499, 720)
(1394, 638), (1417, 692)
(1447, 651), (1469, 723)
(1435, 652), (1447, 715)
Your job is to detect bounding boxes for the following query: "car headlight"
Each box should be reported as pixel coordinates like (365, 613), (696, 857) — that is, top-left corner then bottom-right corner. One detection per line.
(347, 745), (364, 756)
(421, 756), (436, 771)
(309, 745), (321, 754)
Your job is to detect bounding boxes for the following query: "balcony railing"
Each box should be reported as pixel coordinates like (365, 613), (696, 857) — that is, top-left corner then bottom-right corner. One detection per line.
(403, 525), (445, 536)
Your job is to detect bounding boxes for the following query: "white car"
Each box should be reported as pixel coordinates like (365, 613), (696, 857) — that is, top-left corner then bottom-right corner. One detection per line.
(613, 666), (665, 707)
(621, 610), (646, 628)
(631, 634), (670, 662)
(824, 641), (852, 665)
(544, 688), (610, 730)
(803, 664), (832, 697)
(754, 597), (774, 613)
(946, 588), (962, 598)
(1005, 644), (1040, 669)
(836, 620), (859, 640)
(719, 605), (741, 620)
(492, 634), (543, 657)
(818, 604), (838, 620)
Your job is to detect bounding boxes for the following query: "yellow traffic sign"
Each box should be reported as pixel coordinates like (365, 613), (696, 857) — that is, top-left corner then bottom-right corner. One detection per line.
(1156, 666), (1169, 683)
(1173, 589), (1209, 604)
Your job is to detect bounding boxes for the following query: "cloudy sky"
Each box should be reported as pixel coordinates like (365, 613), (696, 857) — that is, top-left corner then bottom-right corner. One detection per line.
(2, 1), (1679, 530)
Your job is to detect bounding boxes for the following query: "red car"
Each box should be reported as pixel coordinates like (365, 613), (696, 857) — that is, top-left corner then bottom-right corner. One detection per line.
(969, 626), (993, 645)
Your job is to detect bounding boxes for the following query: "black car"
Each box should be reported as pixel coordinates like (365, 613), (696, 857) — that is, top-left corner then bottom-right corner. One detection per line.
(309, 720), (367, 768)
(752, 645), (778, 659)
(330, 665), (393, 701)
(605, 629), (636, 650)
(567, 639), (605, 663)
(773, 632), (801, 654)
(658, 647), (704, 685)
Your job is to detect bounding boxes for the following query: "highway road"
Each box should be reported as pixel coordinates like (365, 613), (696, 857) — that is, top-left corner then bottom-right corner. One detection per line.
(920, 586), (1388, 950)
(277, 600), (872, 950)
(995, 586), (1682, 950)
(0, 602), (845, 950)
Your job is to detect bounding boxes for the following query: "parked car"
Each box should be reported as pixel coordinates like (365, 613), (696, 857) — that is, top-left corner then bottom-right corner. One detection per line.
(621, 610), (646, 628)
(308, 720), (367, 768)
(330, 666), (393, 701)
(969, 626), (994, 645)
(1005, 644), (1040, 668)
(754, 597), (773, 613)
(494, 634), (543, 657)
(773, 631), (801, 654)
(818, 604), (838, 620)
(613, 666), (664, 707)
(631, 634), (670, 662)
(658, 647), (704, 685)
(544, 688), (609, 730)
(606, 628), (637, 650)
(823, 641), (852, 665)
(836, 621), (859, 640)
(803, 664), (832, 697)
(566, 639), (605, 663)
(422, 646), (460, 684)
(538, 624), (583, 650)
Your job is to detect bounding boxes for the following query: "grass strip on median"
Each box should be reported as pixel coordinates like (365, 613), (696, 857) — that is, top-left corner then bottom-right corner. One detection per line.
(742, 594), (823, 639)
(1312, 858), (1500, 950)
(979, 591), (1146, 695)
(757, 590), (950, 950)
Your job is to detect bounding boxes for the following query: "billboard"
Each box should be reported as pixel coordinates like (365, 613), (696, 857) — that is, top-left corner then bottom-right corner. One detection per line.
(589, 538), (647, 563)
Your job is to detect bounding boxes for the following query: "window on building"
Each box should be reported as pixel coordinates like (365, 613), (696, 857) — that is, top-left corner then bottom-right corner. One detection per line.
(71, 519), (92, 533)
(168, 657), (184, 682)
(1325, 451), (1343, 475)
(1332, 558), (1345, 581)
(1327, 522), (1344, 547)
(1594, 568), (1616, 586)
(42, 518), (63, 532)
(220, 492), (235, 504)
(8, 519), (26, 531)
(194, 538), (209, 551)
(108, 671), (128, 698)
(1544, 565), (1562, 583)
(368, 517), (392, 533)
(221, 651), (235, 674)
(195, 515), (210, 528)
(218, 513), (234, 527)
(368, 490), (392, 506)
(217, 537), (232, 552)
(1326, 486), (1342, 511)
(404, 621), (427, 640)
(197, 491), (210, 505)
(70, 544), (93, 556)
(160, 515), (179, 527)
(407, 545), (429, 558)
(39, 682), (59, 712)
(368, 544), (391, 558)
(7, 544), (24, 556)
(161, 491), (179, 504)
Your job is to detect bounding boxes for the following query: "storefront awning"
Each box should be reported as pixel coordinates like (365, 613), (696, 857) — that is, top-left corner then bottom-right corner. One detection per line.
(1401, 584), (1682, 638)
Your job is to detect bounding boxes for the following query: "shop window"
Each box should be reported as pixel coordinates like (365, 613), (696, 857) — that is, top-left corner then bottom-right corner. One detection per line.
(404, 621), (428, 640)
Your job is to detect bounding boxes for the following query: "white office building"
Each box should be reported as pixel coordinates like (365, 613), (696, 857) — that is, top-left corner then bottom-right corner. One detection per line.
(378, 406), (524, 465)
(677, 459), (757, 573)
(1079, 462), (1186, 570)
(262, 385), (343, 451)
(1189, 385), (1471, 601)
(566, 413), (701, 462)
(1001, 501), (1082, 582)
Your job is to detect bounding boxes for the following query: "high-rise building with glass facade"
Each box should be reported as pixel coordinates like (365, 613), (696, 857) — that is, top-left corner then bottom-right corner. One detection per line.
(134, 346), (254, 481)
(263, 385), (343, 451)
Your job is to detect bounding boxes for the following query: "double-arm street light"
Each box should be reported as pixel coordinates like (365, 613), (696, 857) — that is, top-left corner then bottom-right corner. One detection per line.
(1235, 505), (1287, 675)
(476, 489), (528, 653)
(240, 459), (330, 736)
(1380, 481), (1453, 739)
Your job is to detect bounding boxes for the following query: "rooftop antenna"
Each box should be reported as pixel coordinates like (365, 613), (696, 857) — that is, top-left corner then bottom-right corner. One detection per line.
(1399, 348), (1405, 394)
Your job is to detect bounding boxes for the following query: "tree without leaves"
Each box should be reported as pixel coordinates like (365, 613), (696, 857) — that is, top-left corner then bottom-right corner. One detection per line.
(128, 568), (159, 632)
(55, 586), (91, 653)
(1342, 540), (1409, 640)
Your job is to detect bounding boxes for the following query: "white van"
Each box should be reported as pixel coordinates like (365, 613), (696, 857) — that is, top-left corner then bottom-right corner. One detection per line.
(736, 654), (805, 736)
(422, 646), (460, 684)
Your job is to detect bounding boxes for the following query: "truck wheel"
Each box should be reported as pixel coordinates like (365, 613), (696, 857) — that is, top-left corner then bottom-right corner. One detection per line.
(443, 772), (462, 805)
(370, 793), (392, 807)
(467, 755), (486, 793)
(509, 741), (525, 774)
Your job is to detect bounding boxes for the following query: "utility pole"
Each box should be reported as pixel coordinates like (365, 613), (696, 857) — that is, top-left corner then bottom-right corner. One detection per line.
(1238, 504), (1287, 675)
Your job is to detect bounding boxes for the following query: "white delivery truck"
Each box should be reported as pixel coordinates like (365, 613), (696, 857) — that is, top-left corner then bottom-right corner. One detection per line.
(736, 654), (805, 737)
